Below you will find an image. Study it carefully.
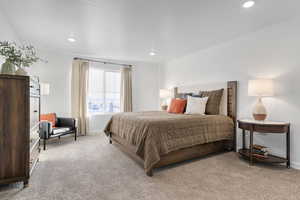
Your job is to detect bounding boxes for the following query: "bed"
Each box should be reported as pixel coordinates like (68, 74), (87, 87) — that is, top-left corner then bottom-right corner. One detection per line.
(104, 81), (237, 176)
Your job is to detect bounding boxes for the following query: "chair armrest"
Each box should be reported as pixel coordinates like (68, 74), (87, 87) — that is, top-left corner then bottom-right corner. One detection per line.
(39, 121), (51, 139)
(56, 117), (76, 129)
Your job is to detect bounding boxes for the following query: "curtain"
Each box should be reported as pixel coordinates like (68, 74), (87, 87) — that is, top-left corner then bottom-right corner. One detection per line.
(71, 60), (90, 135)
(120, 67), (133, 112)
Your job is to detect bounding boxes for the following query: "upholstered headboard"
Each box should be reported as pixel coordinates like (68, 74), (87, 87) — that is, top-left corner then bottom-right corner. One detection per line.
(174, 82), (226, 115)
(174, 81), (238, 150)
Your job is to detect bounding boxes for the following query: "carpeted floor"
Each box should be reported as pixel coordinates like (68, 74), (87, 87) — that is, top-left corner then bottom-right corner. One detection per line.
(0, 134), (299, 200)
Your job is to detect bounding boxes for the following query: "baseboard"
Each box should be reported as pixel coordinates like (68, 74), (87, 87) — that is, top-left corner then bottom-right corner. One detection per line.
(269, 149), (300, 170)
(88, 130), (103, 135)
(291, 162), (300, 169)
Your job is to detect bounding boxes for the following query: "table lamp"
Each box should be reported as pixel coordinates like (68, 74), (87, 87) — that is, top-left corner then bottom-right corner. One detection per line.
(160, 89), (172, 111)
(248, 79), (274, 121)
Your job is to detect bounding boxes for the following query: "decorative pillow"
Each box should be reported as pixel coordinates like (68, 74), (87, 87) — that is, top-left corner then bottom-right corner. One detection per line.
(185, 96), (208, 114)
(174, 93), (193, 112)
(40, 113), (57, 127)
(199, 89), (224, 115)
(168, 98), (187, 114)
(175, 92), (193, 99)
(191, 94), (201, 98)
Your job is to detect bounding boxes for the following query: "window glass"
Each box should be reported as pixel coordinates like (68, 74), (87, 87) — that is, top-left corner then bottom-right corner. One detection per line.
(88, 67), (121, 114)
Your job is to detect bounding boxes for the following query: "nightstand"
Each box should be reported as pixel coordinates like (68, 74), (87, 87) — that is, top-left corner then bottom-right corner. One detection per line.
(237, 119), (290, 168)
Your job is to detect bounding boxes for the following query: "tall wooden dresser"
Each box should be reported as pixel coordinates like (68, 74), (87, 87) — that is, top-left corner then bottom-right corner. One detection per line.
(0, 75), (40, 187)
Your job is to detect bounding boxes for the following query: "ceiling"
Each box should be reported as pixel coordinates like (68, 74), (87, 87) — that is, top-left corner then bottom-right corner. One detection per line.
(1, 0), (300, 62)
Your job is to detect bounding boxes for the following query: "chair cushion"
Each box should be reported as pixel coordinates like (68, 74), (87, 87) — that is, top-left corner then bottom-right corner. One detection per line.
(52, 127), (71, 135)
(41, 113), (57, 127)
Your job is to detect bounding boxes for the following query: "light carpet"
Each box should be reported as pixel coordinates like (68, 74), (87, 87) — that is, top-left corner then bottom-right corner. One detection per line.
(0, 134), (299, 200)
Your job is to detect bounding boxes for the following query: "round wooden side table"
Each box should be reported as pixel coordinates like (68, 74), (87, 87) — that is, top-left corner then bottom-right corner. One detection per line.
(237, 119), (290, 168)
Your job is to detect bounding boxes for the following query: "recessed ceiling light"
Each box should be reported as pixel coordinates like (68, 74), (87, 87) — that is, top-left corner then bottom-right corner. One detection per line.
(67, 37), (76, 42)
(149, 51), (156, 56)
(242, 0), (255, 8)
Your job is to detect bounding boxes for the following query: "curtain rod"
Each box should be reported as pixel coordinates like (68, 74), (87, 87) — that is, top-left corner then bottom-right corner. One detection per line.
(73, 57), (132, 67)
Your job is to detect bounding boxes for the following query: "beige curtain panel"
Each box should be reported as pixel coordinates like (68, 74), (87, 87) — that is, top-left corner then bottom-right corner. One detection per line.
(71, 60), (90, 135)
(120, 67), (133, 112)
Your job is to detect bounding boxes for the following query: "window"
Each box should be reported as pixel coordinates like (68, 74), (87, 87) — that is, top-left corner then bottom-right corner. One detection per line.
(88, 66), (121, 114)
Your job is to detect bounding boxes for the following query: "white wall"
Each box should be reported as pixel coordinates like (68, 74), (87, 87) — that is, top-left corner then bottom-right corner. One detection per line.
(0, 10), (20, 63)
(28, 50), (160, 133)
(160, 17), (300, 168)
(28, 50), (73, 117)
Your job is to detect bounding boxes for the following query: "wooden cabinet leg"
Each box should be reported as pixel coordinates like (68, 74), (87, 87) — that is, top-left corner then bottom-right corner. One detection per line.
(146, 169), (153, 177)
(109, 133), (112, 144)
(242, 129), (246, 149)
(23, 180), (29, 188)
(287, 126), (290, 168)
(43, 139), (46, 150)
(249, 126), (254, 165)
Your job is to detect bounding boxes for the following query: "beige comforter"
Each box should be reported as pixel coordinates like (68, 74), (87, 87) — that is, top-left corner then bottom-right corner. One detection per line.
(104, 111), (234, 173)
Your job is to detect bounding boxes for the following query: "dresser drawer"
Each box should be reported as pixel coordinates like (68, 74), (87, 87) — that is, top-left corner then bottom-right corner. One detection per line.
(238, 122), (289, 133)
(30, 97), (40, 129)
(29, 139), (40, 174)
(30, 76), (40, 96)
(30, 125), (40, 146)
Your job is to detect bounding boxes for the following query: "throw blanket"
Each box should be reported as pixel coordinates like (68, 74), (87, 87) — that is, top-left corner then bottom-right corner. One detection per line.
(104, 111), (233, 173)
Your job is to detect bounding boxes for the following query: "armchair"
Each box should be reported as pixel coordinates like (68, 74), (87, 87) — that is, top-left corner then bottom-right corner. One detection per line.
(39, 113), (77, 150)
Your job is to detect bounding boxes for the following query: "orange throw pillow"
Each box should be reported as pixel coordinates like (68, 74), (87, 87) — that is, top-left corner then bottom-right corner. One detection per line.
(168, 99), (187, 114)
(40, 113), (57, 127)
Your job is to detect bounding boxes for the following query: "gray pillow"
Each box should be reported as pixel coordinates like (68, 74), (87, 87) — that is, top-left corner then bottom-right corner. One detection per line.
(199, 89), (224, 115)
(191, 94), (201, 98)
(175, 92), (193, 99)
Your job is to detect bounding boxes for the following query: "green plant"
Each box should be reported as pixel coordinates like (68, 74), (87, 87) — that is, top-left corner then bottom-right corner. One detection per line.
(20, 44), (40, 67)
(0, 41), (23, 66)
(0, 41), (41, 67)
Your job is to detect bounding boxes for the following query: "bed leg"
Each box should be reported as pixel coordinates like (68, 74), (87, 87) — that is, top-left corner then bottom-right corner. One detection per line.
(146, 169), (153, 177)
(109, 133), (112, 144)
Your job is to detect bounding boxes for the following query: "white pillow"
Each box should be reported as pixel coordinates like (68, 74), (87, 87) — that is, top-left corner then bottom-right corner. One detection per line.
(185, 96), (208, 114)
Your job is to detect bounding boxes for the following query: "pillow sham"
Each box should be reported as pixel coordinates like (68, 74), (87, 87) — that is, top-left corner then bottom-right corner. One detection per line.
(185, 96), (208, 114)
(168, 98), (187, 114)
(174, 93), (193, 112)
(199, 88), (224, 115)
(175, 92), (193, 99)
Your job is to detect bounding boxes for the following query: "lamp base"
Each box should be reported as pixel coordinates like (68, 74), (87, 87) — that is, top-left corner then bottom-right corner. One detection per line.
(161, 105), (168, 111)
(253, 114), (267, 121)
(252, 97), (267, 121)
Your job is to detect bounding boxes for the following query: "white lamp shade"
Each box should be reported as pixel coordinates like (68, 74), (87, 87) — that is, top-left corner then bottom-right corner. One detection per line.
(40, 82), (50, 95)
(248, 79), (274, 97)
(160, 89), (172, 99)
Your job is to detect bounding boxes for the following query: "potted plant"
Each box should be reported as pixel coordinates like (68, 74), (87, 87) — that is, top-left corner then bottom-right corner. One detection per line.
(17, 44), (41, 75)
(0, 41), (22, 75)
(0, 41), (41, 75)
